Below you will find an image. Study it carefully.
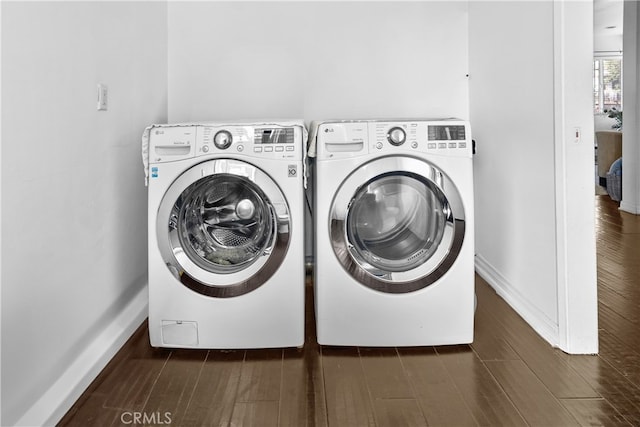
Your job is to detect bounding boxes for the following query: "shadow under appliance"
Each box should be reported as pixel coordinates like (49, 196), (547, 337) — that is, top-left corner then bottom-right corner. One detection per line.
(313, 119), (475, 346)
(147, 121), (305, 349)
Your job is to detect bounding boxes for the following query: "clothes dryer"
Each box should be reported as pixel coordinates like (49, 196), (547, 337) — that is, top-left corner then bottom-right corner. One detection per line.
(145, 121), (305, 349)
(313, 119), (474, 346)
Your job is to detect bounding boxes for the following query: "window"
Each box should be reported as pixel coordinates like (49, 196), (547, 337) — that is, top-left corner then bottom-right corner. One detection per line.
(594, 57), (622, 113)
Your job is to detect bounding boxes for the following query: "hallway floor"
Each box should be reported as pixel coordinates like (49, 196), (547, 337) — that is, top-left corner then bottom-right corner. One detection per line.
(60, 195), (640, 426)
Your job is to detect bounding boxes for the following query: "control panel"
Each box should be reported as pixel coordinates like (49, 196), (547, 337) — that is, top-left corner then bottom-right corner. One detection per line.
(196, 125), (300, 160)
(370, 120), (471, 157)
(148, 124), (302, 164)
(317, 119), (471, 160)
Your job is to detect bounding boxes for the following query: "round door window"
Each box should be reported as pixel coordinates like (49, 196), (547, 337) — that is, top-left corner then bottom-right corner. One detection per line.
(156, 158), (291, 298)
(174, 174), (275, 274)
(346, 173), (447, 274)
(329, 157), (465, 294)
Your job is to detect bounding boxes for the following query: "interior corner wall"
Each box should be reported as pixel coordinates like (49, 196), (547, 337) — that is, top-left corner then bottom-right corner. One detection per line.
(1, 2), (168, 425)
(469, 2), (561, 341)
(167, 0), (470, 269)
(167, 1), (470, 123)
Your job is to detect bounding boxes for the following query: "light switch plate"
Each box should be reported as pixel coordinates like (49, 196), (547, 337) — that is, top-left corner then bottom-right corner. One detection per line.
(97, 84), (108, 111)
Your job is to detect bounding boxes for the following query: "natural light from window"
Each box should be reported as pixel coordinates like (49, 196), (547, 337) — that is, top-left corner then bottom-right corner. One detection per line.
(594, 57), (622, 114)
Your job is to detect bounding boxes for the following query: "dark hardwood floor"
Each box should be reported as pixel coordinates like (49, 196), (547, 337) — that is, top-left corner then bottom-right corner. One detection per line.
(60, 195), (640, 426)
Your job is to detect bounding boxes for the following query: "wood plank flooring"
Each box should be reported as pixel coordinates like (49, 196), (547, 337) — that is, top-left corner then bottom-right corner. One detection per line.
(59, 195), (640, 426)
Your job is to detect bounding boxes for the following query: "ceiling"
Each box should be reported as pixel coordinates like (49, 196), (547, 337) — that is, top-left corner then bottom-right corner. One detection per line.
(594, 0), (623, 52)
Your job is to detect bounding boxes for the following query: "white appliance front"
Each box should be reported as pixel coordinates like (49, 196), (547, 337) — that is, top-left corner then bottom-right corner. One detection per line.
(147, 122), (305, 349)
(314, 120), (475, 346)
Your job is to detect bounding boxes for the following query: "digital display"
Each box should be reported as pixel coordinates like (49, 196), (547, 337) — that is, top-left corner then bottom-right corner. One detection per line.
(428, 125), (466, 141)
(254, 128), (294, 144)
(261, 130), (273, 144)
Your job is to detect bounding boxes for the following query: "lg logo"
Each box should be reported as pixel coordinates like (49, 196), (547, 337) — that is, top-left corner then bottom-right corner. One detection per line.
(120, 411), (172, 425)
(324, 127), (335, 133)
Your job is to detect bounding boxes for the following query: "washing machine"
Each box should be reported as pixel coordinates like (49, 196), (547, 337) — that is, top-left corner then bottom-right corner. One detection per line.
(313, 119), (474, 346)
(145, 121), (306, 349)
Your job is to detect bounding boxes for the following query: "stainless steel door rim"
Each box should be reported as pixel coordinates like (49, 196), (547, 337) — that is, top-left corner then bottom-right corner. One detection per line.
(157, 158), (290, 298)
(329, 156), (465, 293)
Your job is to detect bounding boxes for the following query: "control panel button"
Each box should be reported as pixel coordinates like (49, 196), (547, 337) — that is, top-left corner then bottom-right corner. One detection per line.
(376, 142), (383, 150)
(411, 141), (418, 149)
(449, 142), (457, 149)
(387, 127), (406, 146)
(202, 145), (210, 153)
(254, 147), (262, 153)
(286, 146), (295, 152)
(237, 145), (244, 152)
(265, 146), (273, 152)
(213, 130), (233, 149)
(438, 143), (447, 149)
(275, 146), (284, 152)
(428, 143), (437, 149)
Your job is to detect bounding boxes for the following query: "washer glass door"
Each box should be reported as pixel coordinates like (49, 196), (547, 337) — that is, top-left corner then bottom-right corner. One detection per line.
(157, 159), (290, 297)
(330, 157), (465, 293)
(176, 174), (273, 273)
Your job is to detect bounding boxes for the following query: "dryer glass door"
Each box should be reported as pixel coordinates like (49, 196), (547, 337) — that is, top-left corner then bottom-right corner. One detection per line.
(157, 159), (290, 298)
(347, 174), (446, 273)
(330, 157), (465, 293)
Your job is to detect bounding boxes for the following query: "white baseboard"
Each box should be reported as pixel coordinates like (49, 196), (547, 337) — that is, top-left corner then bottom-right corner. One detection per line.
(16, 284), (148, 427)
(619, 199), (640, 215)
(475, 255), (560, 347)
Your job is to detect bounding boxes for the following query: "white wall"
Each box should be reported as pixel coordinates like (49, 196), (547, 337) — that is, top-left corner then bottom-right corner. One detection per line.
(595, 34), (624, 53)
(168, 0), (470, 268)
(168, 1), (469, 122)
(1, 2), (168, 425)
(622, 0), (640, 214)
(469, 1), (559, 327)
(594, 0), (623, 54)
(469, 1), (597, 353)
